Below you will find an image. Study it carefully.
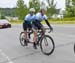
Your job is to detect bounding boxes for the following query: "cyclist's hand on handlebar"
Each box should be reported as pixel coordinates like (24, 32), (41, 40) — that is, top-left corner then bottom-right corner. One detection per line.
(50, 27), (53, 32)
(48, 27), (53, 33)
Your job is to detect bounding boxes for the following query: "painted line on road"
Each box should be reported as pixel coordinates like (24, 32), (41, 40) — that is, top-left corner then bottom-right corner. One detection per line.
(0, 49), (14, 63)
(0, 49), (40, 62)
(0, 42), (74, 62)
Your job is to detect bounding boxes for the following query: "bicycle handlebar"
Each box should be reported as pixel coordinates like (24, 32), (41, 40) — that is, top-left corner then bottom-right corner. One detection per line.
(45, 28), (53, 33)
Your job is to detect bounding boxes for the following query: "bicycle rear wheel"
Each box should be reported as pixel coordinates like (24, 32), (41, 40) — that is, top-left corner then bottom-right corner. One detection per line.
(40, 35), (55, 55)
(19, 32), (25, 46)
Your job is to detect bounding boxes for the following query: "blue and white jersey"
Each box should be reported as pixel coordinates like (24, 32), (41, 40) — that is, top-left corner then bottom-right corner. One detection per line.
(24, 14), (36, 24)
(35, 12), (48, 22)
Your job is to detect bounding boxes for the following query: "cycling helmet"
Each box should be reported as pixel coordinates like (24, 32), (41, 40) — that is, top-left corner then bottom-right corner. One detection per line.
(29, 8), (35, 12)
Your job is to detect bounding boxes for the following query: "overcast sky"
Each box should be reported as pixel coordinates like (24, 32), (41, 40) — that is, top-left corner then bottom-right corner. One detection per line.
(0, 0), (65, 10)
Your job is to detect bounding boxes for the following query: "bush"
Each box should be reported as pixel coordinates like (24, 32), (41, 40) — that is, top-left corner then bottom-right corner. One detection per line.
(1, 15), (5, 19)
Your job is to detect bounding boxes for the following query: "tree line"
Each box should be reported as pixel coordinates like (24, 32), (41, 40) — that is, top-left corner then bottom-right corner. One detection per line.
(16, 0), (60, 20)
(0, 0), (75, 20)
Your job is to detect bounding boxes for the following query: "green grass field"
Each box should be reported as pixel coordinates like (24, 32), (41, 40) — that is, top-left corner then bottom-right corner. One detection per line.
(47, 20), (75, 24)
(10, 20), (75, 24)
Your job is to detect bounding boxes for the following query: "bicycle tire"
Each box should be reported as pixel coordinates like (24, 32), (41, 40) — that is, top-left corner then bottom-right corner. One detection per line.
(40, 35), (55, 55)
(74, 44), (75, 53)
(19, 32), (25, 46)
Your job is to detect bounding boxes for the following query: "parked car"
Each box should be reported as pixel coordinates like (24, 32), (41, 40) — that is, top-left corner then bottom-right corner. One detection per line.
(0, 20), (11, 29)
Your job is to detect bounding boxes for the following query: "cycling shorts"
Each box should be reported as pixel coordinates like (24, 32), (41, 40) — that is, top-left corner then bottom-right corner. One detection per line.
(32, 20), (44, 30)
(23, 22), (32, 31)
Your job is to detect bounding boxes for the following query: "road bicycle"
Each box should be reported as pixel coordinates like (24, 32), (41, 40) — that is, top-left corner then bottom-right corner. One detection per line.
(19, 27), (55, 55)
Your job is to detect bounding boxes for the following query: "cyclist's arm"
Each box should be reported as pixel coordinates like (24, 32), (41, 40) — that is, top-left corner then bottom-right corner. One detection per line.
(43, 15), (53, 30)
(45, 19), (52, 29)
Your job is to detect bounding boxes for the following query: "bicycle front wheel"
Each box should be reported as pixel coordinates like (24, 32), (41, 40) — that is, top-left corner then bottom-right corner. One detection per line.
(40, 35), (55, 55)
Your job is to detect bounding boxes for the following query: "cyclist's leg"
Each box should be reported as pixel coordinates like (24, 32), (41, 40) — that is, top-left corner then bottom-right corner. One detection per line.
(41, 25), (46, 34)
(27, 24), (32, 40)
(32, 24), (38, 49)
(38, 22), (46, 34)
(23, 22), (28, 45)
(23, 22), (27, 39)
(32, 21), (45, 49)
(33, 28), (37, 44)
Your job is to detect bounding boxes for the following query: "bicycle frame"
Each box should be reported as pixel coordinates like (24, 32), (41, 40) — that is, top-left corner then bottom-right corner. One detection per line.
(26, 29), (43, 44)
(28, 27), (51, 44)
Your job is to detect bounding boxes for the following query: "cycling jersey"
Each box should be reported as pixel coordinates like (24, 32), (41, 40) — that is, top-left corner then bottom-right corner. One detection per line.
(32, 12), (52, 30)
(24, 14), (36, 24)
(35, 12), (48, 22)
(23, 14), (36, 31)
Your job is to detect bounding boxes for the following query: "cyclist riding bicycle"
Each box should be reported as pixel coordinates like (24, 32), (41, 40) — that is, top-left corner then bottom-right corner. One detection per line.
(32, 7), (53, 49)
(23, 8), (35, 46)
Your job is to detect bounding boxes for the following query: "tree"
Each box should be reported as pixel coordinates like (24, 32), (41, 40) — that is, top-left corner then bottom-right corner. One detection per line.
(46, 0), (60, 18)
(65, 0), (75, 17)
(16, 0), (28, 20)
(29, 0), (40, 13)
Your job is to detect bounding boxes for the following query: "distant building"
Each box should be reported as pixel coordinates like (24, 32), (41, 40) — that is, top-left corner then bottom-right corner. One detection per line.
(52, 9), (65, 19)
(52, 14), (63, 19)
(5, 16), (19, 21)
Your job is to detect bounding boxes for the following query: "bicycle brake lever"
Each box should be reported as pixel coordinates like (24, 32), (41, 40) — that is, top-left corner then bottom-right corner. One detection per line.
(48, 29), (53, 33)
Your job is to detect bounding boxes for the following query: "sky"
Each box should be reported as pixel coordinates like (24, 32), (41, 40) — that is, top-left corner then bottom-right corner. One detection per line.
(0, 0), (65, 10)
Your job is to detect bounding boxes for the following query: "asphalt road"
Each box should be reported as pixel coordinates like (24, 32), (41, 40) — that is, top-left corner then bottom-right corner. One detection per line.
(0, 24), (75, 63)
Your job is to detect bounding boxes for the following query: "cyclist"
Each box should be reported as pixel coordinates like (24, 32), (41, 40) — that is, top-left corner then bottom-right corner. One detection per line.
(23, 8), (35, 46)
(32, 7), (53, 49)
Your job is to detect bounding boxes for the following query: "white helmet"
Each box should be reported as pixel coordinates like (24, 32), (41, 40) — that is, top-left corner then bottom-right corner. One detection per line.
(29, 8), (35, 12)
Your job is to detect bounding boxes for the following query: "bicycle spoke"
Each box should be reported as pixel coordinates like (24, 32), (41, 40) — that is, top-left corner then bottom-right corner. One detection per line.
(44, 37), (48, 46)
(40, 35), (55, 55)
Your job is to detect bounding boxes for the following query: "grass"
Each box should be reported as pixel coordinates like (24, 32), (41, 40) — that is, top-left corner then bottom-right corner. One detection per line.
(42, 20), (75, 24)
(10, 20), (75, 24)
(10, 20), (23, 24)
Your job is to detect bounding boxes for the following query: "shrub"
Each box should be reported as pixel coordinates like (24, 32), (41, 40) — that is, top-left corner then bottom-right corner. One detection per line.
(1, 15), (5, 19)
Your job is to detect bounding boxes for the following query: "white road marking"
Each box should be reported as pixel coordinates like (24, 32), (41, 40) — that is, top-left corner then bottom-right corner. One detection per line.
(0, 49), (14, 63)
